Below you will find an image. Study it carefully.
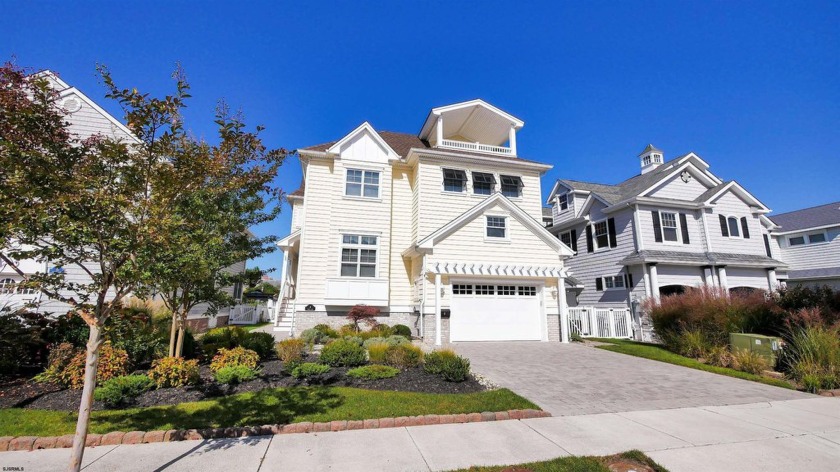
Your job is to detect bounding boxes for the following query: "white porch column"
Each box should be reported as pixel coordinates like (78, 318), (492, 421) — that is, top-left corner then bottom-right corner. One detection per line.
(642, 264), (652, 298)
(434, 273), (442, 346)
(648, 263), (660, 302)
(767, 268), (778, 291)
(435, 115), (443, 146)
(509, 124), (517, 156)
(703, 266), (714, 287)
(718, 266), (729, 293)
(558, 276), (569, 343)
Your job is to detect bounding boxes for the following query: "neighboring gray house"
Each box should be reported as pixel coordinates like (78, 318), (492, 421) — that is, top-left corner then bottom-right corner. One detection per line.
(770, 201), (840, 290)
(546, 145), (785, 324)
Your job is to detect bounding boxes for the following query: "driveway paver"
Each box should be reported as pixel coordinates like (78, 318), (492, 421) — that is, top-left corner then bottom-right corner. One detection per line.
(452, 341), (812, 415)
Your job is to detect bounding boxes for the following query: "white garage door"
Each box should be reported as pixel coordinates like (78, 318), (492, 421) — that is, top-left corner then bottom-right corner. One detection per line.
(449, 283), (542, 342)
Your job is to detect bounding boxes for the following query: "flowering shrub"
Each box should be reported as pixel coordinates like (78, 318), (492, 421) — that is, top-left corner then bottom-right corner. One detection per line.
(148, 357), (200, 388)
(210, 346), (259, 372)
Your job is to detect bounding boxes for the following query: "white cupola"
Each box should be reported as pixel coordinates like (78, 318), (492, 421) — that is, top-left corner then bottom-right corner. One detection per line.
(639, 144), (664, 174)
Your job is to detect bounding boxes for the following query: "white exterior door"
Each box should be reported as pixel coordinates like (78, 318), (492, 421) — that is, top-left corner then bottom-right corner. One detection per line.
(449, 282), (543, 342)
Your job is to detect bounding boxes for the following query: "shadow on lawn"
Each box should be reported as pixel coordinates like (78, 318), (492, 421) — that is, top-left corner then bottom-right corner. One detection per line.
(97, 387), (343, 431)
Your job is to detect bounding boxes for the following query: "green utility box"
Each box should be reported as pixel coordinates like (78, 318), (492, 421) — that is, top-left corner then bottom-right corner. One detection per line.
(729, 333), (784, 365)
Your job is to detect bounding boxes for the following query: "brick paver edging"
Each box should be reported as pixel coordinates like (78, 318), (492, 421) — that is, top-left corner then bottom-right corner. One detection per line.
(0, 409), (550, 452)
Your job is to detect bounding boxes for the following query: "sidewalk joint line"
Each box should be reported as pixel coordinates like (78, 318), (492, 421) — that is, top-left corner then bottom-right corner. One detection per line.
(80, 444), (121, 471)
(519, 419), (572, 456)
(256, 434), (274, 472)
(405, 426), (433, 472)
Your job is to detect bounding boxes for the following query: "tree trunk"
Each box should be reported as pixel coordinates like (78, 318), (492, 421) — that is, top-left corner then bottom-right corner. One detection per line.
(175, 312), (187, 358)
(168, 310), (178, 357)
(68, 323), (104, 472)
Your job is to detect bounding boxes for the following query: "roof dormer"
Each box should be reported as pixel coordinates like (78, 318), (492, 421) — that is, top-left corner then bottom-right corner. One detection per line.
(418, 99), (524, 157)
(639, 144), (664, 174)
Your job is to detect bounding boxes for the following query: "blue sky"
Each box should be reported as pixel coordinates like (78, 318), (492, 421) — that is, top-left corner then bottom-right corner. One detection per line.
(3, 1), (838, 273)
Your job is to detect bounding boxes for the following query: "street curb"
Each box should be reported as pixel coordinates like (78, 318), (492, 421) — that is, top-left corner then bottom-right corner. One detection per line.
(0, 409), (550, 452)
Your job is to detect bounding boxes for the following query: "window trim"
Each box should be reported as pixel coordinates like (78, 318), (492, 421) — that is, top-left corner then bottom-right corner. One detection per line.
(442, 168), (468, 194)
(601, 275), (626, 291)
(485, 214), (509, 241)
(559, 230), (575, 253)
(338, 232), (380, 278)
(471, 171), (496, 195)
(724, 215), (742, 239)
(557, 193), (569, 211)
(499, 175), (523, 198)
(787, 231), (829, 247)
(658, 210), (682, 244)
(592, 218), (610, 251)
(344, 168), (381, 199)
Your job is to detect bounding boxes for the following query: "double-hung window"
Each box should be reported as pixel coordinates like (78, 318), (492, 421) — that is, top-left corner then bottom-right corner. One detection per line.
(340, 234), (378, 277)
(472, 172), (496, 195)
(442, 169), (467, 193)
(593, 220), (609, 249)
(486, 216), (507, 238)
(557, 194), (569, 211)
(345, 169), (380, 198)
(500, 175), (523, 198)
(603, 276), (625, 290)
(560, 231), (573, 248)
(661, 212), (679, 242)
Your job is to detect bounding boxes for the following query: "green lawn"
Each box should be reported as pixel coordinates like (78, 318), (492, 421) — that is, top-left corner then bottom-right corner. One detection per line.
(241, 322), (271, 332)
(0, 387), (537, 437)
(592, 338), (796, 389)
(451, 450), (669, 472)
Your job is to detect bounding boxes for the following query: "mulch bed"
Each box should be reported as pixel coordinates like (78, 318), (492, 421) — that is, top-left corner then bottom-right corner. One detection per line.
(0, 355), (487, 412)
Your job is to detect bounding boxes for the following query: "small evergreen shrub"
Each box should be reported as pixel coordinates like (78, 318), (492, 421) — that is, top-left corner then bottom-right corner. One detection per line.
(93, 375), (153, 406)
(210, 346), (259, 372)
(319, 339), (367, 367)
(291, 362), (331, 379)
(241, 332), (276, 359)
(423, 349), (459, 375)
(367, 342), (389, 364)
(438, 354), (471, 382)
(214, 365), (259, 385)
(200, 326), (249, 356)
(731, 348), (770, 375)
(342, 336), (364, 346)
(148, 357), (200, 388)
(347, 365), (399, 380)
(313, 323), (339, 339)
(392, 324), (412, 338)
(363, 335), (408, 348)
(338, 324), (359, 337)
(300, 328), (332, 346)
(384, 344), (423, 369)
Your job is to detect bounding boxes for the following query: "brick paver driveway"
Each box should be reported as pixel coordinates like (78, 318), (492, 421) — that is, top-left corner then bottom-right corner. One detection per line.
(453, 342), (813, 416)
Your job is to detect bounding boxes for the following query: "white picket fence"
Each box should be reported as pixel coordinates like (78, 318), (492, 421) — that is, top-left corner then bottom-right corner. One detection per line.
(567, 306), (633, 339)
(229, 304), (269, 325)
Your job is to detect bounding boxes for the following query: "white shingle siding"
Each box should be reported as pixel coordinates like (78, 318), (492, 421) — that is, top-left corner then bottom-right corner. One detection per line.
(637, 205), (705, 254)
(647, 173), (710, 200)
(657, 265), (705, 288)
(776, 226), (840, 271)
(707, 192), (767, 255)
(727, 267), (771, 290)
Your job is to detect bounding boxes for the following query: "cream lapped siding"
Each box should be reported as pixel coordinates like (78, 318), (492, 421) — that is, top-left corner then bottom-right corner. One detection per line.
(62, 94), (135, 142)
(414, 156), (544, 239)
(295, 156), (394, 307)
(290, 199), (304, 230)
(388, 164), (416, 308)
(706, 192), (767, 255)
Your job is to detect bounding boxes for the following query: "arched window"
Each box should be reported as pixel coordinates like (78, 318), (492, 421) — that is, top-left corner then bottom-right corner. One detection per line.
(727, 217), (740, 237)
(0, 278), (16, 294)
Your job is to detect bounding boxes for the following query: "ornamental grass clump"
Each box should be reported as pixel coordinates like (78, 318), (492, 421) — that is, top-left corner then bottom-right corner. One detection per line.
(785, 324), (840, 393)
(731, 348), (770, 375)
(384, 344), (423, 369)
(367, 342), (390, 364)
(210, 346), (259, 372)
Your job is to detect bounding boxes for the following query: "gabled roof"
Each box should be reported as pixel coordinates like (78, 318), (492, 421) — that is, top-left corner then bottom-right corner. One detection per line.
(324, 122), (400, 161)
(770, 201), (840, 232)
(638, 144), (663, 156)
(412, 193), (574, 257)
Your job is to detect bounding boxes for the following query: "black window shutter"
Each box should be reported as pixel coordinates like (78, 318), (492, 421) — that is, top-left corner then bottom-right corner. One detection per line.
(652, 211), (663, 242)
(623, 273), (629, 288)
(719, 214), (729, 237)
(595, 277), (603, 291)
(585, 225), (594, 253)
(628, 272), (634, 287)
(571, 229), (578, 252)
(741, 217), (750, 239)
(607, 218), (618, 248)
(679, 213), (690, 244)
(763, 234), (772, 257)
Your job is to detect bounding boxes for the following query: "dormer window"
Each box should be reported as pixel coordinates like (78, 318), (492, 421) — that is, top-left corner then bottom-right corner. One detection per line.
(653, 154), (662, 163)
(442, 169), (467, 193)
(472, 172), (496, 195)
(557, 194), (569, 211)
(500, 175), (523, 198)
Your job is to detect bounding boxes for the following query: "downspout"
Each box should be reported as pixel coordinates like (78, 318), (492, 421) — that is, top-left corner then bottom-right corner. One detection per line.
(420, 253), (426, 339)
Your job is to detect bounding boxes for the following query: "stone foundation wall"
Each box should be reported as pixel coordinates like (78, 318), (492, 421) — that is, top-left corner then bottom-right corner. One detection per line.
(293, 310), (421, 336)
(547, 314), (561, 342)
(421, 315), (450, 345)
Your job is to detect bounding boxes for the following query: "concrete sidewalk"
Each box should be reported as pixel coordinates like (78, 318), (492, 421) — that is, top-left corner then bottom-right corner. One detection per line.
(2, 397), (838, 471)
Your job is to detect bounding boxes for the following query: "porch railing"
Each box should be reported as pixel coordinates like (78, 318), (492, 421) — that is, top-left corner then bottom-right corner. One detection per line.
(439, 139), (513, 156)
(567, 306), (633, 339)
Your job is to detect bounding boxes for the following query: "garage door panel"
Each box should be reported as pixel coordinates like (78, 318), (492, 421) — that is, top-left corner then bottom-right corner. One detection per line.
(450, 284), (542, 342)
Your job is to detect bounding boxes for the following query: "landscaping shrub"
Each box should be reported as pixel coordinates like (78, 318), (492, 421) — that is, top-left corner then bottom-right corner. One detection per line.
(784, 325), (840, 392)
(214, 365), (259, 385)
(44, 313), (89, 348)
(210, 346), (259, 372)
(438, 354), (471, 382)
(384, 344), (423, 369)
(423, 349), (460, 375)
(313, 323), (339, 339)
(369, 323), (393, 337)
(34, 342), (77, 384)
(346, 304), (380, 330)
(363, 335), (408, 348)
(0, 311), (50, 375)
(291, 362), (331, 379)
(342, 336), (364, 346)
(338, 324), (359, 337)
(706, 345), (733, 368)
(777, 285), (840, 326)
(392, 324), (412, 338)
(318, 339), (367, 367)
(347, 365), (400, 380)
(148, 357), (200, 388)
(731, 348), (770, 375)
(300, 328), (333, 346)
(41, 344), (130, 389)
(367, 342), (389, 364)
(275, 338), (306, 365)
(200, 326), (248, 356)
(241, 332), (276, 359)
(93, 375), (153, 406)
(675, 329), (710, 359)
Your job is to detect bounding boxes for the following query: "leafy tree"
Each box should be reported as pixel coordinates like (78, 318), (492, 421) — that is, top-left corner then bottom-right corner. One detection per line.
(242, 266), (266, 288)
(0, 62), (285, 470)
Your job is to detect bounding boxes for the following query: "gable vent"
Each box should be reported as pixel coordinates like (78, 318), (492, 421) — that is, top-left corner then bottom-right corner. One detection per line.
(61, 97), (82, 113)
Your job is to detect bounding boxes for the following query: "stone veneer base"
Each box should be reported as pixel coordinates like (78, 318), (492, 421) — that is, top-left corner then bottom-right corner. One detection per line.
(0, 409), (550, 452)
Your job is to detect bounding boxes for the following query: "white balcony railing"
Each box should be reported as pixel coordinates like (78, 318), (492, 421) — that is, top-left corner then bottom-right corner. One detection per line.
(439, 139), (513, 156)
(324, 278), (388, 307)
